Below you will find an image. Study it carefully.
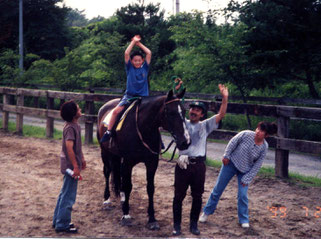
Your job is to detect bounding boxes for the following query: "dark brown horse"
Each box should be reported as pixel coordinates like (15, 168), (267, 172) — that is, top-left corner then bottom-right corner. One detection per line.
(97, 90), (190, 230)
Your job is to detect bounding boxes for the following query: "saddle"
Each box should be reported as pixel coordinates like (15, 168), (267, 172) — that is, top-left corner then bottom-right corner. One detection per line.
(102, 99), (139, 132)
(102, 98), (141, 154)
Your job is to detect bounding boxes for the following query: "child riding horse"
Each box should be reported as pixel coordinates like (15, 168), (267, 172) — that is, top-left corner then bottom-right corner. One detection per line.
(97, 90), (190, 230)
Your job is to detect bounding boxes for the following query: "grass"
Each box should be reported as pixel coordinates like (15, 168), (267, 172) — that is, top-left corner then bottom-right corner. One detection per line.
(1, 119), (320, 187)
(1, 120), (64, 140)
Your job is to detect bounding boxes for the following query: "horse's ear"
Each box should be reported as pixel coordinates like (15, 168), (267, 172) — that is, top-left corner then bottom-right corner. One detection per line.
(167, 90), (174, 100)
(176, 88), (186, 99)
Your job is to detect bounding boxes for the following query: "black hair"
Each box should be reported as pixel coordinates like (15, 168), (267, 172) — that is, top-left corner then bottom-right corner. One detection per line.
(60, 100), (78, 122)
(130, 51), (144, 60)
(257, 121), (278, 136)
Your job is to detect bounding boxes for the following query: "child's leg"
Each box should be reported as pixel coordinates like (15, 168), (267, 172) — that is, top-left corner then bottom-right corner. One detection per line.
(100, 105), (125, 143)
(107, 105), (124, 131)
(54, 175), (78, 230)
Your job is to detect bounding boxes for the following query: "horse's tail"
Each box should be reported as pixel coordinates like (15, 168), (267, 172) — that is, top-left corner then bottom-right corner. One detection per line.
(111, 155), (121, 197)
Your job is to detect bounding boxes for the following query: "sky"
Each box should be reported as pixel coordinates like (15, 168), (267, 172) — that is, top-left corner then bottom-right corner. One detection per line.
(60, 0), (237, 21)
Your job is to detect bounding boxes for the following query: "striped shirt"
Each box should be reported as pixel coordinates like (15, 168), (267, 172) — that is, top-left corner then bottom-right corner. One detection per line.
(223, 130), (268, 185)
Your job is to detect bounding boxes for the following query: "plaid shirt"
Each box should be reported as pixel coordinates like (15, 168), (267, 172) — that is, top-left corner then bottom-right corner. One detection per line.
(223, 130), (268, 185)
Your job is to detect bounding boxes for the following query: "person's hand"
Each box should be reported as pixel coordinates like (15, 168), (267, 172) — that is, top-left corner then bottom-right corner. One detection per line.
(218, 84), (228, 99)
(177, 155), (189, 169)
(175, 78), (183, 91)
(222, 157), (230, 166)
(73, 166), (81, 178)
(132, 35), (141, 43)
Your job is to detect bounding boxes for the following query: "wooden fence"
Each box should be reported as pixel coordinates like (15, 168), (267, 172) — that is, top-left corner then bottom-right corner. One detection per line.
(1, 86), (321, 178)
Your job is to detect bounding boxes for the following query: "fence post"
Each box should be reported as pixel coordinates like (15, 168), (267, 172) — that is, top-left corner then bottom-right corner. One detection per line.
(46, 96), (54, 138)
(84, 100), (94, 144)
(275, 115), (290, 178)
(16, 89), (24, 135)
(2, 93), (10, 131)
(34, 96), (39, 108)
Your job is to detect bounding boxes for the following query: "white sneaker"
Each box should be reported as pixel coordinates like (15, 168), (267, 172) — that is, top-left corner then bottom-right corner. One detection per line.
(199, 212), (208, 223)
(241, 223), (250, 228)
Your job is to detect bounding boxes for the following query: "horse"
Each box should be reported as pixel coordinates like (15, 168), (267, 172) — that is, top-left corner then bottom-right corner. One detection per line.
(97, 89), (190, 230)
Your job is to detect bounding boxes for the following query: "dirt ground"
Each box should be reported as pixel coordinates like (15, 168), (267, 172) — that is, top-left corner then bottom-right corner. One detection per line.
(0, 130), (320, 238)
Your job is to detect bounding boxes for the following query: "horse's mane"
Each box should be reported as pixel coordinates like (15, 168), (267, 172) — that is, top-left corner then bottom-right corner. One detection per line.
(139, 94), (167, 109)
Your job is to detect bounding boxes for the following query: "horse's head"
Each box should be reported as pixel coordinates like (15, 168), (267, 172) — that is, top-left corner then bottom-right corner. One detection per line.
(162, 89), (191, 150)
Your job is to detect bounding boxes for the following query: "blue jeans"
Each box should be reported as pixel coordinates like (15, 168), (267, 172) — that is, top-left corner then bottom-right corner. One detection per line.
(203, 161), (249, 224)
(53, 174), (78, 230)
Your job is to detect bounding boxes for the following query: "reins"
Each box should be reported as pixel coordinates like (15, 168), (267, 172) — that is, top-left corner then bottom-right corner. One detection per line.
(135, 98), (181, 156)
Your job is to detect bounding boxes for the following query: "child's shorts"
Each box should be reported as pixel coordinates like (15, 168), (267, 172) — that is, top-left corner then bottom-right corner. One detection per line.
(118, 94), (133, 106)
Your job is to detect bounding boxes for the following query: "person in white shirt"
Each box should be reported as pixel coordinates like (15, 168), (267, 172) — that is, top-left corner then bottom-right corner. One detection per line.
(172, 84), (228, 236)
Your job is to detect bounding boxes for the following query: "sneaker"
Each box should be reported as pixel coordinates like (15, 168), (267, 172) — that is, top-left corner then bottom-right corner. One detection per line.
(52, 223), (74, 229)
(199, 212), (208, 223)
(55, 227), (78, 233)
(241, 223), (250, 228)
(100, 130), (112, 143)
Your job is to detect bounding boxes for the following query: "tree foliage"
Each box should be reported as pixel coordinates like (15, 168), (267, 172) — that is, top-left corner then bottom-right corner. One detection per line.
(0, 0), (73, 61)
(227, 0), (321, 98)
(0, 1), (320, 100)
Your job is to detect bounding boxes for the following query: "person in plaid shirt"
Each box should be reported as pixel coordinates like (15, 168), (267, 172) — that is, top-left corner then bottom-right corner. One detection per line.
(199, 121), (277, 228)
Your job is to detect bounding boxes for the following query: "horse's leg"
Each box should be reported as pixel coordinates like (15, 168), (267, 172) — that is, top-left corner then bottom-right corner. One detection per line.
(101, 150), (113, 210)
(120, 160), (133, 226)
(145, 156), (160, 230)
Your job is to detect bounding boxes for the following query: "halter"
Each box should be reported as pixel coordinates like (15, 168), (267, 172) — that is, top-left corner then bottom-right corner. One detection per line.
(135, 98), (181, 155)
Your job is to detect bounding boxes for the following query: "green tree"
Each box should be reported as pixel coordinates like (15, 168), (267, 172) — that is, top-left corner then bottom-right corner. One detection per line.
(50, 31), (124, 91)
(0, 0), (73, 61)
(227, 0), (321, 98)
(66, 8), (88, 27)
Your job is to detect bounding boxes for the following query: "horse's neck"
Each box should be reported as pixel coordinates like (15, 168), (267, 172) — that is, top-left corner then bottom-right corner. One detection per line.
(138, 96), (165, 132)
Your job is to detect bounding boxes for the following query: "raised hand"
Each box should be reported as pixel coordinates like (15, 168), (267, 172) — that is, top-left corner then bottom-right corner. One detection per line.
(132, 35), (141, 43)
(218, 84), (228, 98)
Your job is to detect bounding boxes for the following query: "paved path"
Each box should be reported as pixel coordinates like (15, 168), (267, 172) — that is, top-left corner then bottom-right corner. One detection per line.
(1, 113), (320, 178)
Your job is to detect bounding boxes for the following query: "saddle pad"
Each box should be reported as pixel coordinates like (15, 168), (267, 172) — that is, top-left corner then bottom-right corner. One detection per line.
(116, 100), (137, 131)
(102, 100), (137, 131)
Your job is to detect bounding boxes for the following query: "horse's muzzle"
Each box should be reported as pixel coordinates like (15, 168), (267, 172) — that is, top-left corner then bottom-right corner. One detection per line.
(177, 140), (191, 151)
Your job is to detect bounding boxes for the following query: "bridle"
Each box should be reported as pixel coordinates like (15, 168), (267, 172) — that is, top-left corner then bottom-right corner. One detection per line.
(135, 98), (182, 155)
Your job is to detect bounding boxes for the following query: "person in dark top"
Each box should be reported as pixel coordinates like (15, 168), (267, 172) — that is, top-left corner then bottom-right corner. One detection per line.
(53, 100), (86, 233)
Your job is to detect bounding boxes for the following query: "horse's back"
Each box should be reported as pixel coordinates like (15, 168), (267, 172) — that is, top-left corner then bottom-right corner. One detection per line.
(98, 98), (120, 124)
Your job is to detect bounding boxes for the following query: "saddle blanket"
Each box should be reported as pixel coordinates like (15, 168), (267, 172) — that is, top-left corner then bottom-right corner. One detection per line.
(102, 100), (137, 132)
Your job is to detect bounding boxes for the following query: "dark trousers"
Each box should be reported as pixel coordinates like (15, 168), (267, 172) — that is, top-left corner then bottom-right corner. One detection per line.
(173, 161), (206, 227)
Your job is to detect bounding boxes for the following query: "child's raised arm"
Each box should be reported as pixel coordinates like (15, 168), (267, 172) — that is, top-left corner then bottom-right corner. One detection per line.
(124, 35), (141, 63)
(136, 41), (152, 65)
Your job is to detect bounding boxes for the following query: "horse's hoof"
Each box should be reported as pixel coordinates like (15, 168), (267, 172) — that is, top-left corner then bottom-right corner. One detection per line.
(103, 203), (115, 211)
(103, 200), (115, 210)
(120, 215), (133, 227)
(146, 221), (160, 230)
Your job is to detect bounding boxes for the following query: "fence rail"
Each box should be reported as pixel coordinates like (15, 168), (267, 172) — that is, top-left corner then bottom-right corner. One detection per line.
(1, 86), (321, 178)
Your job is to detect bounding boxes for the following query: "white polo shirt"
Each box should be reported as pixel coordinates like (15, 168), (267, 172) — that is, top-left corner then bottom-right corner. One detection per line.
(179, 115), (218, 157)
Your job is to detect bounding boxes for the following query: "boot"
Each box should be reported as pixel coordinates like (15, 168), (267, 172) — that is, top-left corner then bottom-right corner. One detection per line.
(100, 130), (112, 143)
(190, 221), (200, 235)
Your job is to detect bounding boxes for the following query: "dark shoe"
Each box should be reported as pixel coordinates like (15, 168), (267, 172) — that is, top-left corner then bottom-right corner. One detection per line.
(52, 223), (74, 229)
(190, 225), (200, 235)
(100, 130), (112, 143)
(55, 227), (78, 233)
(172, 224), (181, 236)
